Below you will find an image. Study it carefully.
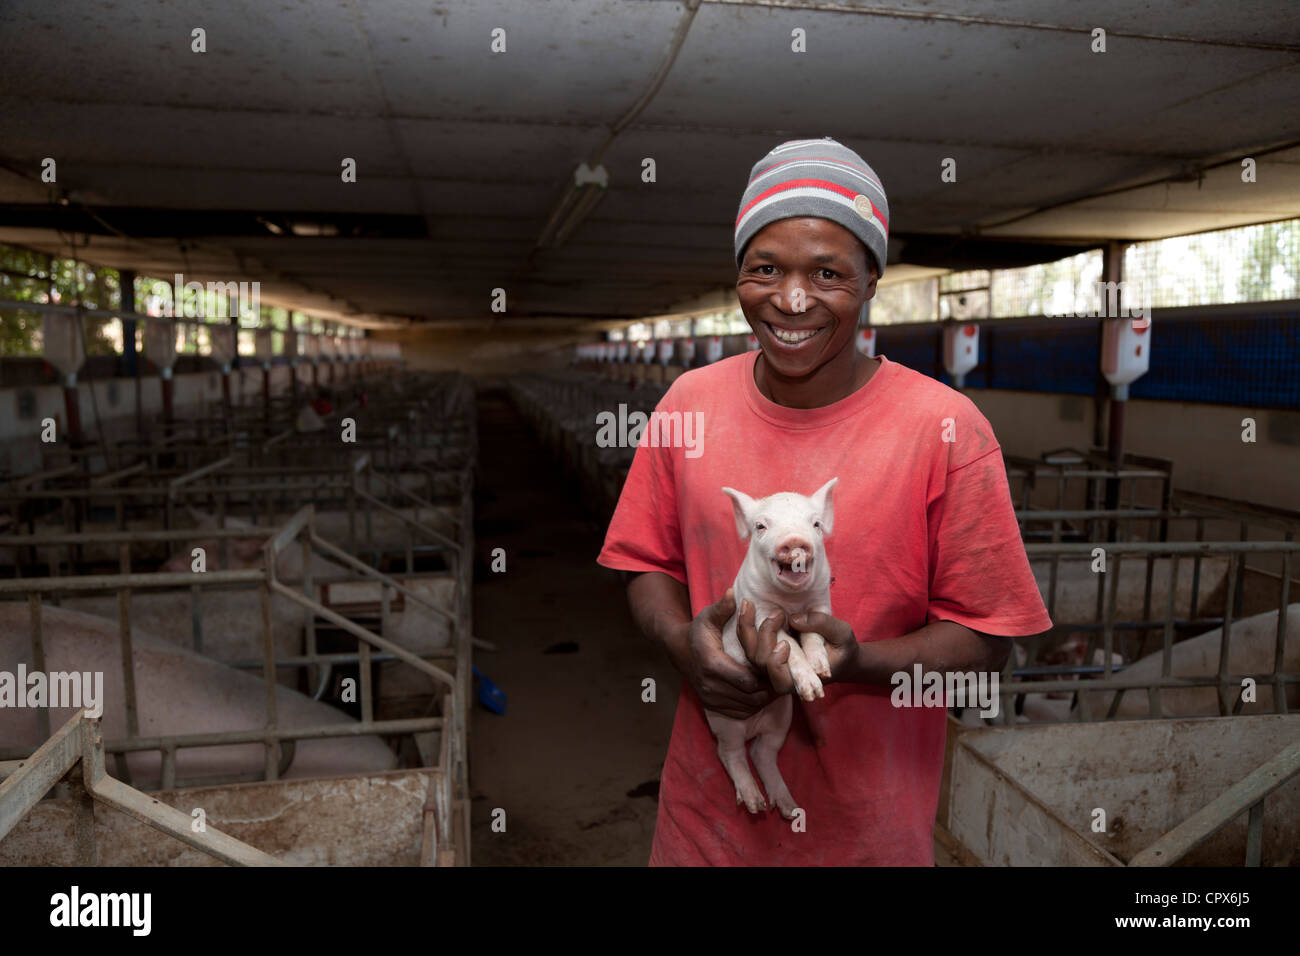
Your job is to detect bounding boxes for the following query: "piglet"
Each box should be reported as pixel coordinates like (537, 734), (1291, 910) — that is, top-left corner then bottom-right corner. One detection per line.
(706, 477), (837, 818)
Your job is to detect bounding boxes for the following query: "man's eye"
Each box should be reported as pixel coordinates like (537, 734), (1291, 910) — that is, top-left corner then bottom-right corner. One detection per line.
(816, 268), (838, 280)
(754, 265), (776, 275)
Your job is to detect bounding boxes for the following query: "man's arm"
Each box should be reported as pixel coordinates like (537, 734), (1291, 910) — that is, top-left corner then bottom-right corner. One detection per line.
(837, 618), (1011, 684)
(625, 571), (692, 662)
(626, 571), (775, 718)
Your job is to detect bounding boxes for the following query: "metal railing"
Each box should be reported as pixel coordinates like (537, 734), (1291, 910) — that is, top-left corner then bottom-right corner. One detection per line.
(0, 710), (284, 866)
(995, 538), (1297, 723)
(0, 369), (477, 863)
(0, 503), (460, 772)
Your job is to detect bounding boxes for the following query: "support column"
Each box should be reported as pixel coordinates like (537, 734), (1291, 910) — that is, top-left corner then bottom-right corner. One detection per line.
(161, 366), (175, 424)
(119, 269), (142, 438)
(254, 326), (274, 426)
(62, 371), (83, 446)
(1101, 240), (1125, 522)
(1102, 241), (1125, 464)
(262, 363), (272, 422)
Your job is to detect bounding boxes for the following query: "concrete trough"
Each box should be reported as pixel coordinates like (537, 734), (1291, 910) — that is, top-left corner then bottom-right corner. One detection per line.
(943, 714), (1300, 866)
(0, 767), (456, 866)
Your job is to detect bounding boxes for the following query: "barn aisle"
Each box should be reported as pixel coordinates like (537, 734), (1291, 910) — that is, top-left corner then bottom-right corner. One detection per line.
(468, 387), (679, 865)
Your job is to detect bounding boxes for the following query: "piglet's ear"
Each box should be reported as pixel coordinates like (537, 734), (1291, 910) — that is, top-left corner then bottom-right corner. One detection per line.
(811, 477), (838, 536)
(721, 487), (756, 540)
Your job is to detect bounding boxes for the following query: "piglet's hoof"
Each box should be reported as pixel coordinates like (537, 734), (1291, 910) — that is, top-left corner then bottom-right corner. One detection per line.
(792, 669), (824, 701)
(804, 641), (832, 679)
(736, 786), (767, 814)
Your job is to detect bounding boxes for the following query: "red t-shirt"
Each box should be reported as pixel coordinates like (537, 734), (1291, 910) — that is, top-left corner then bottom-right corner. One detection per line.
(597, 351), (1051, 866)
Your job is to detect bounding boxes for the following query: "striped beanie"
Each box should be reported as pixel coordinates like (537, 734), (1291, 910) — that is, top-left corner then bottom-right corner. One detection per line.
(734, 137), (889, 277)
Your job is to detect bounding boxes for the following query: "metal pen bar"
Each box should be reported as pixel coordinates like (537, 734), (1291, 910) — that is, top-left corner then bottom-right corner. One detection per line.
(1026, 540), (1300, 555)
(309, 531), (454, 623)
(27, 594), (50, 741)
(1219, 555), (1238, 716)
(269, 580), (457, 691)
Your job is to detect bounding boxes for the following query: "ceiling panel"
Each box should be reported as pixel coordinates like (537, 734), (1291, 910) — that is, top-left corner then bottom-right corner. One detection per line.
(0, 0), (1296, 325)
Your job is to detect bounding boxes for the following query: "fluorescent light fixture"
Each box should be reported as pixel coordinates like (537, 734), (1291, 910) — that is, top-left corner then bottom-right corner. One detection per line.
(537, 162), (609, 249)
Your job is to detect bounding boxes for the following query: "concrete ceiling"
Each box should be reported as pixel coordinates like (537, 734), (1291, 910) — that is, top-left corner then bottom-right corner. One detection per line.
(1, 0), (1298, 328)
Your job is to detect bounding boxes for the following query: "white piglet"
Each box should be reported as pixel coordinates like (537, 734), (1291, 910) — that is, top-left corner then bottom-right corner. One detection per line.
(707, 477), (838, 818)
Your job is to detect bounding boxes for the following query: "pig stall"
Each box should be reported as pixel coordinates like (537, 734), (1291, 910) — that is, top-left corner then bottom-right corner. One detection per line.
(0, 371), (478, 865)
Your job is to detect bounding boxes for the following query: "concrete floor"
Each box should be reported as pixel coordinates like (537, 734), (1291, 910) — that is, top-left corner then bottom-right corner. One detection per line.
(467, 387), (679, 865)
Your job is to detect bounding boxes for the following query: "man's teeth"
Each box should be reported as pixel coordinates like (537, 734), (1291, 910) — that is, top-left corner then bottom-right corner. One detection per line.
(769, 325), (820, 344)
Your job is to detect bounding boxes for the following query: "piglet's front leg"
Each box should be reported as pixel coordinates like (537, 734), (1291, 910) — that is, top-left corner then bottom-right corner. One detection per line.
(778, 630), (824, 701)
(798, 631), (832, 680)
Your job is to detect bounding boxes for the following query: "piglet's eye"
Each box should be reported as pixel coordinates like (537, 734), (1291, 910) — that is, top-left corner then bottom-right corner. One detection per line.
(814, 520), (822, 529)
(755, 522), (766, 532)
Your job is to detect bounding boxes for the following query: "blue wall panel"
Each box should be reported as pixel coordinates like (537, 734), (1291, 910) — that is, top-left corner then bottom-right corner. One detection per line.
(875, 309), (1300, 410)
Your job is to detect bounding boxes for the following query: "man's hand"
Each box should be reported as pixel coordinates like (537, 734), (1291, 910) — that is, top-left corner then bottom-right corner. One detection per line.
(668, 588), (775, 719)
(736, 599), (796, 695)
(790, 610), (863, 684)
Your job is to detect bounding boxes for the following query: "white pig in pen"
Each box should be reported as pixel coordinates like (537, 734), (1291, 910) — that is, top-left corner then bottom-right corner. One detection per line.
(985, 549), (1233, 725)
(1083, 604), (1300, 719)
(188, 505), (460, 649)
(60, 507), (456, 680)
(707, 479), (839, 819)
(59, 512), (352, 670)
(1030, 553), (1230, 625)
(0, 602), (397, 787)
(977, 605), (1298, 727)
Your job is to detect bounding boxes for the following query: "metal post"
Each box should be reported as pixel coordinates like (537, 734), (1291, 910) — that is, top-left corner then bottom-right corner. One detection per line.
(301, 531), (316, 693)
(68, 773), (98, 866)
(260, 575), (278, 781)
(262, 363), (272, 424)
(57, 369), (83, 447)
(1101, 241), (1125, 525)
(1276, 538), (1292, 715)
(119, 268), (143, 438)
(160, 366), (175, 425)
(28, 594), (51, 741)
(117, 544), (140, 751)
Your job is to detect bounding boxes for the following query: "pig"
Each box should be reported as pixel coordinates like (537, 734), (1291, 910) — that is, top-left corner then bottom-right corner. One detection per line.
(1030, 555), (1229, 625)
(1005, 634), (1124, 724)
(157, 508), (351, 582)
(59, 509), (356, 666)
(708, 478), (838, 818)
(0, 602), (397, 786)
(1085, 603), (1300, 718)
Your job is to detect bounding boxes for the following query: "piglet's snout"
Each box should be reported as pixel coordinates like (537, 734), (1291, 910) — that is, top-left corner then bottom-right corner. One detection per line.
(771, 540), (817, 586)
(775, 540), (813, 564)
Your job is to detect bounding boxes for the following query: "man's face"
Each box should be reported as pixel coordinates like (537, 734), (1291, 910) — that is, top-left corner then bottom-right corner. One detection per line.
(736, 217), (878, 380)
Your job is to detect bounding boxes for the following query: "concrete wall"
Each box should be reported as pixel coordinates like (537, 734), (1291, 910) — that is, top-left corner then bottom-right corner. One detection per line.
(967, 389), (1300, 512)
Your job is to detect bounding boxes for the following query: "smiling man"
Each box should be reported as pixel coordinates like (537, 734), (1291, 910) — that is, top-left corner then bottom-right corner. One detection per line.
(597, 138), (1051, 866)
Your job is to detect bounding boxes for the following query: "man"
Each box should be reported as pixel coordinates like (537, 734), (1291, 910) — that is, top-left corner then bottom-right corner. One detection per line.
(597, 138), (1051, 865)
